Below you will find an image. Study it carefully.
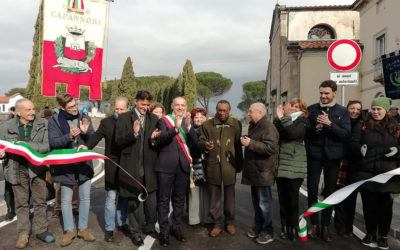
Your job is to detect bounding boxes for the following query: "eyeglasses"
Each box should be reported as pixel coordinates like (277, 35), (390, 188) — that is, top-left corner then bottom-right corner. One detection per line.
(65, 104), (77, 110)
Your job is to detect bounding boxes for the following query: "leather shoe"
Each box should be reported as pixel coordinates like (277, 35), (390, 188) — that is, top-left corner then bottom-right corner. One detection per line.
(226, 225), (236, 235)
(308, 225), (319, 239)
(171, 228), (185, 242)
(130, 234), (144, 246)
(322, 226), (332, 242)
(159, 234), (169, 247)
(117, 224), (129, 235)
(144, 230), (159, 239)
(210, 227), (223, 237)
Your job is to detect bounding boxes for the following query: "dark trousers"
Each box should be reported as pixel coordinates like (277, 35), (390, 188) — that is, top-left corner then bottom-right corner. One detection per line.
(251, 186), (273, 234)
(276, 177), (303, 228)
(307, 159), (340, 226)
(12, 170), (48, 235)
(127, 191), (157, 236)
(360, 188), (393, 237)
(209, 184), (235, 228)
(334, 185), (358, 234)
(157, 169), (189, 235)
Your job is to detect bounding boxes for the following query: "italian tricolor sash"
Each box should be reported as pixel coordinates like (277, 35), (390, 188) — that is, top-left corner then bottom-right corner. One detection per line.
(163, 114), (195, 188)
(0, 140), (108, 165)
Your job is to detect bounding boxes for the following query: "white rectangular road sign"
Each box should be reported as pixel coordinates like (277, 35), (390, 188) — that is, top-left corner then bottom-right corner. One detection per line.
(330, 71), (359, 85)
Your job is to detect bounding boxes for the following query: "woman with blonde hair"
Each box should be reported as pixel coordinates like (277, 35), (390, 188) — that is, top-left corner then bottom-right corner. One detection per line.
(274, 98), (309, 241)
(149, 103), (165, 119)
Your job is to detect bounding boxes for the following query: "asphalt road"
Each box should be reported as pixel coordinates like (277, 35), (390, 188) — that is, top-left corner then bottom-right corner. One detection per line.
(0, 171), (400, 250)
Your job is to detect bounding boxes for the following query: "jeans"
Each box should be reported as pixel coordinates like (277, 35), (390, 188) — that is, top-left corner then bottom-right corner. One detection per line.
(61, 180), (91, 232)
(104, 189), (128, 231)
(251, 186), (273, 235)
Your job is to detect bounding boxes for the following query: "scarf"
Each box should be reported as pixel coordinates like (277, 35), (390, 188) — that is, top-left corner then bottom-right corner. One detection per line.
(319, 99), (336, 108)
(58, 110), (79, 135)
(112, 111), (118, 120)
(290, 111), (303, 122)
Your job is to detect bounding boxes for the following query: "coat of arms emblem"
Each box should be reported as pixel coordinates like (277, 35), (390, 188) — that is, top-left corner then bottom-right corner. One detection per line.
(53, 26), (96, 73)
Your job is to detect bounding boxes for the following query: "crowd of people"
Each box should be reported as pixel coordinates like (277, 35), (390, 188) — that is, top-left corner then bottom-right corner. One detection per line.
(0, 79), (399, 249)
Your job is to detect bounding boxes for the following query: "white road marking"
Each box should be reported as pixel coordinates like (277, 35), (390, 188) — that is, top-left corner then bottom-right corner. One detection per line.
(299, 186), (364, 240)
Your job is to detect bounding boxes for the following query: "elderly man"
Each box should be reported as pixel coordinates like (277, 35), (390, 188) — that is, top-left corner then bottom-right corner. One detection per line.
(78, 97), (131, 242)
(306, 80), (350, 242)
(0, 99), (54, 248)
(198, 100), (243, 237)
(115, 91), (161, 246)
(156, 96), (197, 247)
(241, 103), (278, 245)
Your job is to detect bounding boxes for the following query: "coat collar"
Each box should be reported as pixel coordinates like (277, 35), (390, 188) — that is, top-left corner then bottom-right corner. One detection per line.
(212, 116), (235, 127)
(7, 115), (46, 137)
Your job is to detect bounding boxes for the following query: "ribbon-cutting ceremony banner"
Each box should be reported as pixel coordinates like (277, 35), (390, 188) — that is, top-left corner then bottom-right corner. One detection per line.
(42, 0), (108, 100)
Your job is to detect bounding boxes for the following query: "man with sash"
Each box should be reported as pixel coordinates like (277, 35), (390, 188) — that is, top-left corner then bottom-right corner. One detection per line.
(115, 91), (161, 246)
(156, 96), (198, 247)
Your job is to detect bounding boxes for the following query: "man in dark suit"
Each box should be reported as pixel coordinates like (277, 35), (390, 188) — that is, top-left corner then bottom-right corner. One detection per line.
(114, 91), (161, 246)
(156, 96), (197, 247)
(78, 97), (130, 242)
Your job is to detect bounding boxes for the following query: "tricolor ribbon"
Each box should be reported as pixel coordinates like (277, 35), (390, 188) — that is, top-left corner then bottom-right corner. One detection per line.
(0, 139), (148, 201)
(163, 114), (195, 188)
(298, 167), (400, 241)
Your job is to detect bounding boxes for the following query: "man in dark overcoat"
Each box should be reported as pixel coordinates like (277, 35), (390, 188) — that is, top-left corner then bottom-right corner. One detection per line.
(79, 97), (130, 242)
(115, 91), (161, 246)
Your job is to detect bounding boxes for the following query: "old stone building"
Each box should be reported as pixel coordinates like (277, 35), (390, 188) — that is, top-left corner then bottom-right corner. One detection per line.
(352, 0), (400, 108)
(265, 4), (360, 118)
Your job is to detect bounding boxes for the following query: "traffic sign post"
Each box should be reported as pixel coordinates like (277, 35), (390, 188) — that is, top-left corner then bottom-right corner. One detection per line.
(327, 39), (362, 105)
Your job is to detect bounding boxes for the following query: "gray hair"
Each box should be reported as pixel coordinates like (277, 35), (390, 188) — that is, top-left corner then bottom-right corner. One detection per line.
(171, 96), (186, 106)
(115, 96), (129, 107)
(15, 99), (33, 110)
(251, 102), (266, 116)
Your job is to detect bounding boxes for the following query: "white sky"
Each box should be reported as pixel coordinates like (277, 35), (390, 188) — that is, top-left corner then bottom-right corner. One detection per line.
(0, 0), (355, 115)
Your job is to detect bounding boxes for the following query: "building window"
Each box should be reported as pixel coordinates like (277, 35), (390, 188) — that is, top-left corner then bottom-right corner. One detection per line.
(376, 33), (386, 57)
(307, 25), (335, 40)
(377, 0), (386, 12)
(2, 105), (5, 112)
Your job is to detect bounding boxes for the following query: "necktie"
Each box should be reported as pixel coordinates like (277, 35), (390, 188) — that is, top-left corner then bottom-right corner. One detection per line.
(139, 115), (144, 129)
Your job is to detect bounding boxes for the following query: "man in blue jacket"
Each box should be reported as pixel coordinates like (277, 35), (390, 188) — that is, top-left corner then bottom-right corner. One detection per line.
(305, 80), (350, 242)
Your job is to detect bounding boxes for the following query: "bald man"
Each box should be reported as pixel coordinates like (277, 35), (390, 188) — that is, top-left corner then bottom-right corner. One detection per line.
(240, 103), (278, 245)
(0, 99), (54, 248)
(155, 97), (197, 247)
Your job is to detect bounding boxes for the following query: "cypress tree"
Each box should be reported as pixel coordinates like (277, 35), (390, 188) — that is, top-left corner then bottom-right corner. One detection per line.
(181, 59), (197, 111)
(110, 57), (136, 111)
(26, 1), (42, 101)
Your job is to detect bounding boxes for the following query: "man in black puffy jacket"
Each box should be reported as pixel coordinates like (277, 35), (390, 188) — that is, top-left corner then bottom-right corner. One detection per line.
(305, 80), (350, 242)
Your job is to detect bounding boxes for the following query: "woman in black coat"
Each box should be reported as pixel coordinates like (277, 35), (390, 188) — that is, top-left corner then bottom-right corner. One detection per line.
(334, 100), (363, 237)
(350, 97), (400, 249)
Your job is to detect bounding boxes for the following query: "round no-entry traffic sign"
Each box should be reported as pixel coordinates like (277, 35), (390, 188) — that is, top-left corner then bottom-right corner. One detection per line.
(327, 39), (362, 71)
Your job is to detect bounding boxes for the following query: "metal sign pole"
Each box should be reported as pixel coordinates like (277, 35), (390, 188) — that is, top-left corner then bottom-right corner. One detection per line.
(342, 85), (345, 106)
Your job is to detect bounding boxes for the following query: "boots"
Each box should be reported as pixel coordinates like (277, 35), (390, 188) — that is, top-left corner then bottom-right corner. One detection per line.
(4, 191), (16, 221)
(280, 224), (288, 239)
(288, 226), (299, 241)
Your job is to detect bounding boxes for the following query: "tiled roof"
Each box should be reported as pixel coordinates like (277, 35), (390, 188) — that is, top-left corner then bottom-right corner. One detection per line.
(298, 41), (335, 49)
(0, 96), (10, 103)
